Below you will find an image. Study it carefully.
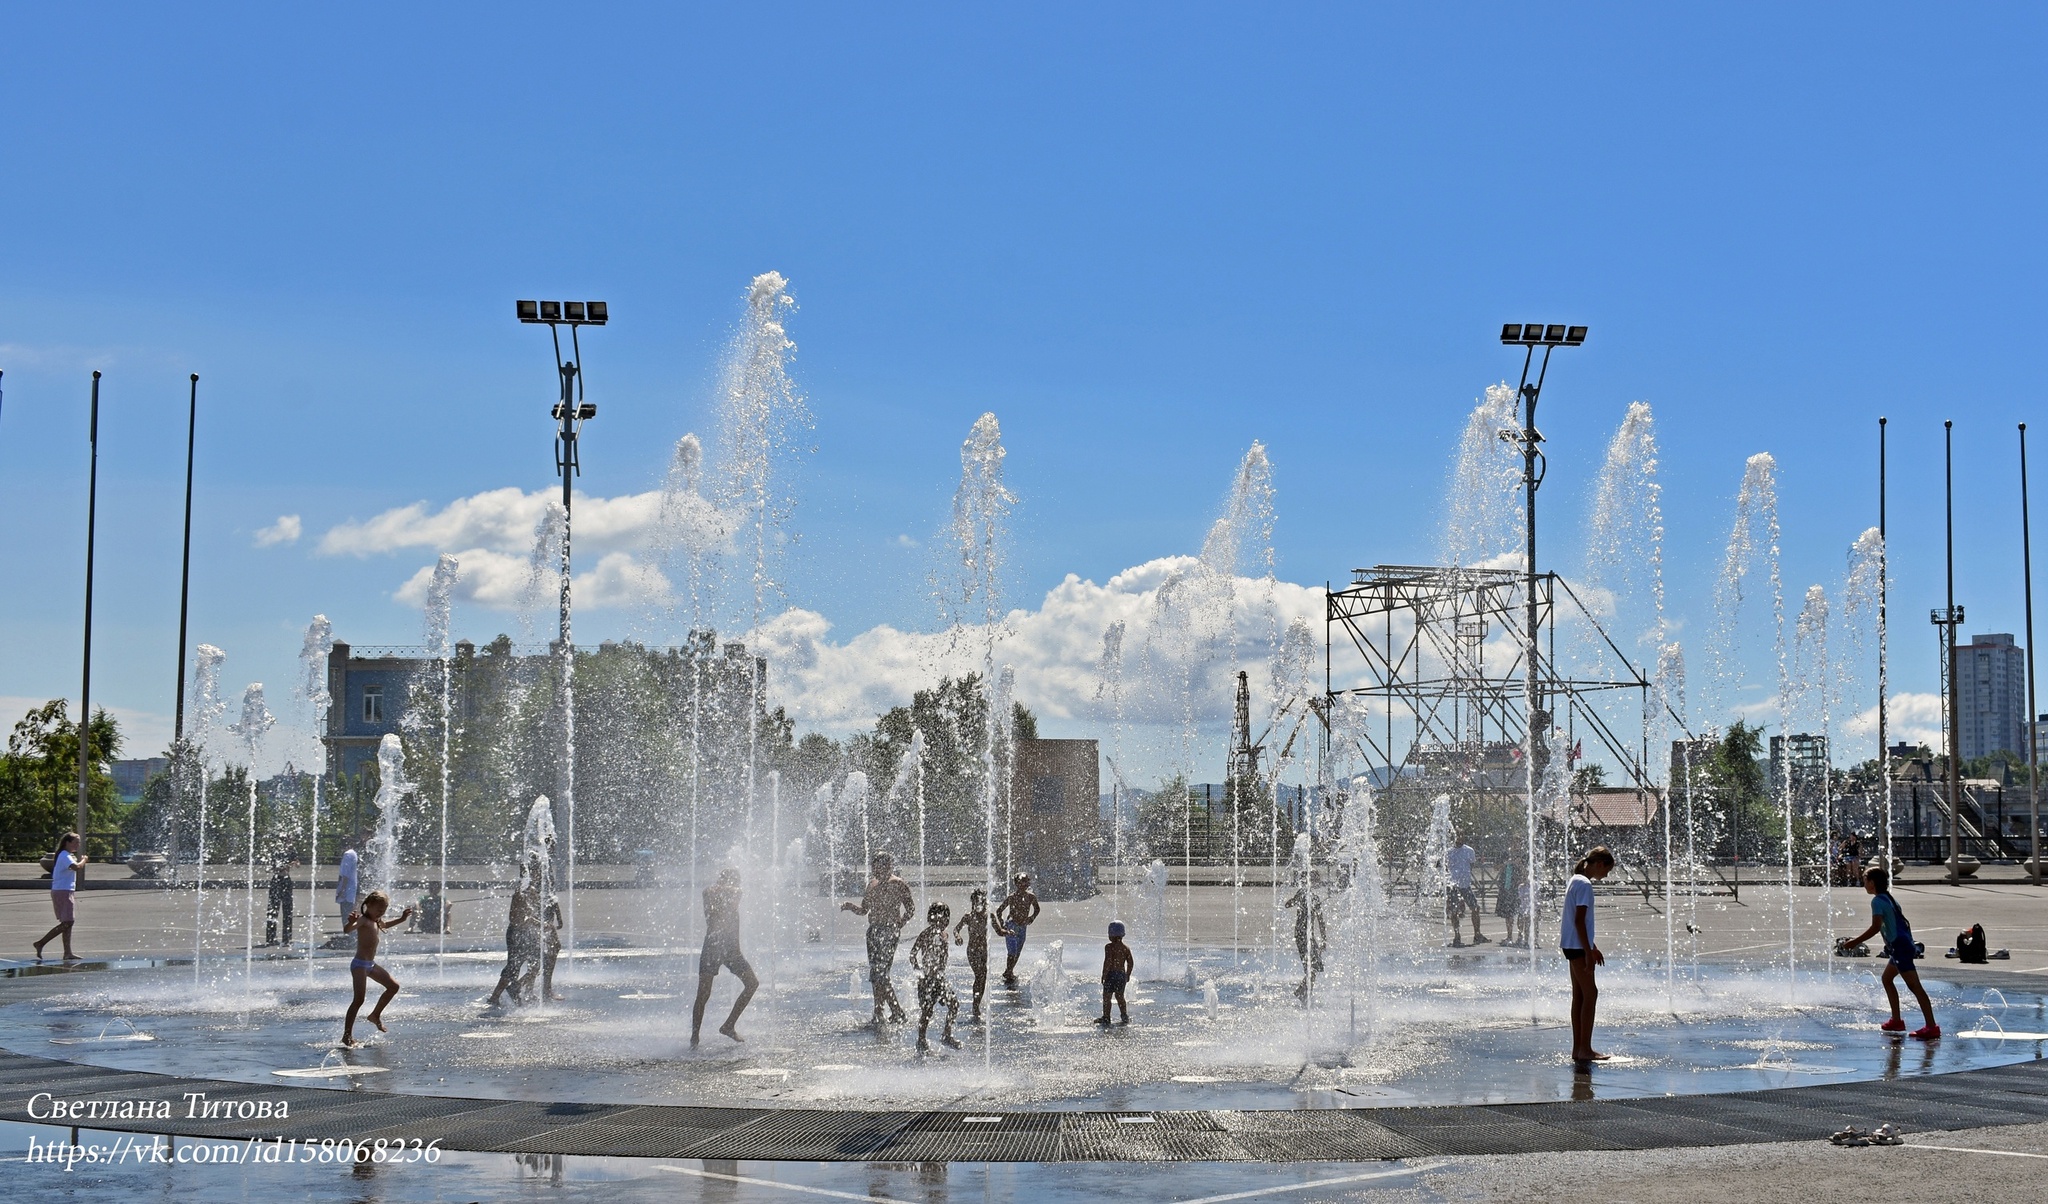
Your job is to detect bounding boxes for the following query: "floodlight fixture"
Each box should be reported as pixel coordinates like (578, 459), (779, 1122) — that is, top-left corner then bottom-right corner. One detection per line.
(517, 299), (540, 323)
(540, 300), (562, 322)
(1500, 323), (1524, 344)
(1543, 324), (1567, 343)
(564, 301), (586, 322)
(586, 301), (608, 325)
(1520, 323), (1545, 345)
(1565, 325), (1587, 346)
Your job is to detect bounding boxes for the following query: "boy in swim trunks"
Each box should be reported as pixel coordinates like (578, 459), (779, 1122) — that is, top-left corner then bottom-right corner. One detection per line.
(1839, 865), (1939, 1039)
(1096, 920), (1134, 1026)
(995, 873), (1041, 988)
(840, 853), (915, 1025)
(691, 867), (759, 1046)
(952, 888), (999, 1021)
(342, 890), (414, 1046)
(910, 901), (963, 1052)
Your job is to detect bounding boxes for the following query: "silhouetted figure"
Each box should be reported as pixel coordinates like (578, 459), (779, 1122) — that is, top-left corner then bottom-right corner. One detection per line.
(692, 868), (760, 1046)
(841, 852), (914, 1025)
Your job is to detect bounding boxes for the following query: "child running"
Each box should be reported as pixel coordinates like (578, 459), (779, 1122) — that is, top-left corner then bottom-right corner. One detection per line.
(1839, 865), (1939, 1039)
(909, 902), (963, 1052)
(952, 888), (999, 1022)
(1096, 921), (1134, 1026)
(995, 873), (1041, 988)
(342, 890), (414, 1046)
(1562, 845), (1614, 1064)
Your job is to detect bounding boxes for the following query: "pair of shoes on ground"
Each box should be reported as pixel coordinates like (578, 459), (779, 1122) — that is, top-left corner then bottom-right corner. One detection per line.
(1836, 1123), (1904, 1146)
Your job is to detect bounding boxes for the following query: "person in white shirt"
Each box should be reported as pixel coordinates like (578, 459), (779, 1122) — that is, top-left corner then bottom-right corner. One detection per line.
(1445, 833), (1487, 947)
(34, 833), (88, 961)
(335, 838), (361, 933)
(1561, 845), (1616, 1064)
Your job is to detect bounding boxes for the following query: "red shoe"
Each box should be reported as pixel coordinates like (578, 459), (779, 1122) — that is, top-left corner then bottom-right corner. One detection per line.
(1910, 1024), (1941, 1040)
(1879, 1018), (1906, 1033)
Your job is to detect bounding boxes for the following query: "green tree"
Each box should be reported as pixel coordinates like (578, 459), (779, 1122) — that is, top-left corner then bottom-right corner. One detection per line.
(0, 701), (124, 859)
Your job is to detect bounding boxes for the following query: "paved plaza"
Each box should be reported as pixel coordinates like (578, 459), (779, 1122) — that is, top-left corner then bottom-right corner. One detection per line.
(3, 867), (2047, 1200)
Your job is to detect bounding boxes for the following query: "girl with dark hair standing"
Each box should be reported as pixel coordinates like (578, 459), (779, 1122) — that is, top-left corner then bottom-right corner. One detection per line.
(1562, 846), (1615, 1064)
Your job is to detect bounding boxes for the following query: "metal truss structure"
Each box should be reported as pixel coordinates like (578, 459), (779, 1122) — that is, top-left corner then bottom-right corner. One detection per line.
(1324, 564), (1658, 840)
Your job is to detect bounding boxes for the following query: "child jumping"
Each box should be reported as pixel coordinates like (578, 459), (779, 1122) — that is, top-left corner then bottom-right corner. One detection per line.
(910, 902), (963, 1052)
(1839, 865), (1939, 1039)
(1096, 921), (1134, 1026)
(952, 888), (999, 1021)
(342, 890), (414, 1047)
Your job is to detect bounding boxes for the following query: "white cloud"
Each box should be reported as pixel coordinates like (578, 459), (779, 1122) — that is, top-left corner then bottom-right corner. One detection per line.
(1845, 692), (1945, 753)
(253, 514), (301, 547)
(320, 486), (728, 560)
(895, 534), (919, 549)
(392, 548), (673, 612)
(748, 555), (1325, 738)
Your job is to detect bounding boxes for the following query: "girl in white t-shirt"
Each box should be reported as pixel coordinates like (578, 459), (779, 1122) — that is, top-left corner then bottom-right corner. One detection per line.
(34, 832), (88, 961)
(1561, 845), (1615, 1064)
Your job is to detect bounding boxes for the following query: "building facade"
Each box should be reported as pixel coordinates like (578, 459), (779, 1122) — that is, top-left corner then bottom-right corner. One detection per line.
(1958, 633), (2027, 762)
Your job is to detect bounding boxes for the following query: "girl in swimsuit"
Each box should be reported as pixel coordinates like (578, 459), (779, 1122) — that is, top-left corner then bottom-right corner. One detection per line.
(343, 890), (414, 1046)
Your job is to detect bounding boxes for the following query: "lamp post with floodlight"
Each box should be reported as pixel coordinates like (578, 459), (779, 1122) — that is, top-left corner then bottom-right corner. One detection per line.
(515, 298), (608, 956)
(1496, 323), (1586, 972)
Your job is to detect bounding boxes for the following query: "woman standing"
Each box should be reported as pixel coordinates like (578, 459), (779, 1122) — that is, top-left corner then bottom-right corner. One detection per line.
(1562, 845), (1615, 1064)
(34, 833), (87, 961)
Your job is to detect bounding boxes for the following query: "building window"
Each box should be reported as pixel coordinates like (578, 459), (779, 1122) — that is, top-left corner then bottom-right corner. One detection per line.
(364, 685), (383, 724)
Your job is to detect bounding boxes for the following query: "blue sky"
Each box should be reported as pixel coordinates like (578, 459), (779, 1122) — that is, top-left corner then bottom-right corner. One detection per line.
(1, 7), (2043, 772)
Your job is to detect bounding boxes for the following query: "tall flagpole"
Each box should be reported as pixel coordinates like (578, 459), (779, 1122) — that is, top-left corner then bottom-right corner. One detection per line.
(2021, 423), (2039, 885)
(77, 372), (103, 846)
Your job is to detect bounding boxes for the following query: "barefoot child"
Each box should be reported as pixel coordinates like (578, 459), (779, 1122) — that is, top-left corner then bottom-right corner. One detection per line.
(1096, 921), (1134, 1025)
(841, 853), (915, 1025)
(996, 873), (1041, 988)
(952, 888), (999, 1021)
(343, 890), (414, 1046)
(1839, 865), (1939, 1039)
(910, 902), (962, 1052)
(1562, 846), (1614, 1064)
(691, 868), (759, 1047)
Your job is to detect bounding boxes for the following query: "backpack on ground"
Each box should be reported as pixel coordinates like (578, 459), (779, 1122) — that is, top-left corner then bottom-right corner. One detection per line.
(1956, 923), (1989, 964)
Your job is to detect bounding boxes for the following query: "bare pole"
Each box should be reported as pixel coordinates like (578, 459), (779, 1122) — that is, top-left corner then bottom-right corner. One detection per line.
(174, 374), (199, 875)
(1878, 417), (1891, 874)
(77, 372), (102, 848)
(1944, 421), (1963, 883)
(2022, 423), (2040, 885)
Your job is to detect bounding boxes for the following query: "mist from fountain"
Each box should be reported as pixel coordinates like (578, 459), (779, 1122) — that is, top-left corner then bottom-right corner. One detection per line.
(1095, 622), (1127, 906)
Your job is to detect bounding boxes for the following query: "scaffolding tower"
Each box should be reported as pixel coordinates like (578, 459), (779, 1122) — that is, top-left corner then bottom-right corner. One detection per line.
(1324, 564), (1659, 846)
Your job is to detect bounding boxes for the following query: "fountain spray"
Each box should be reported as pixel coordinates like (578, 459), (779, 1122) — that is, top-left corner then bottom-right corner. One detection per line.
(424, 554), (459, 973)
(716, 272), (808, 917)
(296, 618), (333, 971)
(188, 645), (227, 986)
(231, 684), (275, 995)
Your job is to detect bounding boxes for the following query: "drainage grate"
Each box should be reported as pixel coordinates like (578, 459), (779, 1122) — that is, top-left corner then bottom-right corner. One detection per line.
(499, 1122), (727, 1158)
(676, 1111), (914, 1160)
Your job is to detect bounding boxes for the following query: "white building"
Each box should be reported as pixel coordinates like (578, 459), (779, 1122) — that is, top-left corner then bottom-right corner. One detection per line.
(1958, 633), (2027, 762)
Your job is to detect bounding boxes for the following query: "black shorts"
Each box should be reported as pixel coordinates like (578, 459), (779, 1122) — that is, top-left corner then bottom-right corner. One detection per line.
(700, 940), (753, 978)
(1562, 947), (1586, 960)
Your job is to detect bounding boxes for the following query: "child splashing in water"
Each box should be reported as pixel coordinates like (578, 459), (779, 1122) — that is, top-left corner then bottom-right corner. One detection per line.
(910, 901), (962, 1052)
(1097, 921), (1134, 1026)
(343, 890), (414, 1047)
(1839, 865), (1939, 1039)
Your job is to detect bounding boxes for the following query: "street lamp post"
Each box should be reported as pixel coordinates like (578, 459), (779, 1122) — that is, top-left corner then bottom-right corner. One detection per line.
(515, 299), (607, 956)
(172, 374), (199, 873)
(1498, 322), (1586, 980)
(78, 372), (103, 851)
